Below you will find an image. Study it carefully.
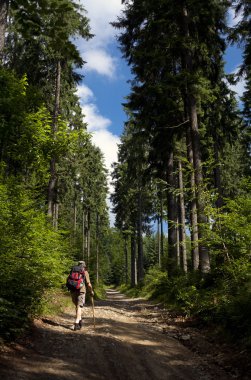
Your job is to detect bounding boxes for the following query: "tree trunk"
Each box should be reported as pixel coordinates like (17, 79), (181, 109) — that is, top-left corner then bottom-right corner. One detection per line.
(137, 191), (144, 282)
(48, 60), (61, 220)
(178, 160), (187, 272)
(0, 0), (8, 61)
(182, 6), (210, 273)
(176, 217), (180, 267)
(53, 203), (59, 230)
(73, 201), (77, 234)
(186, 127), (199, 270)
(130, 232), (137, 287)
(167, 146), (178, 276)
(87, 209), (91, 265)
(85, 212), (88, 256)
(47, 157), (57, 217)
(96, 213), (99, 283)
(157, 216), (161, 267)
(189, 94), (210, 272)
(213, 140), (223, 208)
(124, 234), (128, 284)
(160, 191), (164, 262)
(82, 210), (85, 260)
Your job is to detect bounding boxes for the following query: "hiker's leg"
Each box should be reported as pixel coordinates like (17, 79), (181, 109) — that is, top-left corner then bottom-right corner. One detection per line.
(75, 306), (82, 323)
(75, 293), (85, 323)
(71, 291), (78, 308)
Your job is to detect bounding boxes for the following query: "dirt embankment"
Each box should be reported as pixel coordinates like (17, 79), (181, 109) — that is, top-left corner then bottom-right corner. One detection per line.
(0, 289), (250, 380)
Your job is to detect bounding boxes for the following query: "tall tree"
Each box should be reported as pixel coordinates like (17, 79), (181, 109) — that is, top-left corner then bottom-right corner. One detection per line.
(0, 0), (8, 59)
(113, 0), (229, 274)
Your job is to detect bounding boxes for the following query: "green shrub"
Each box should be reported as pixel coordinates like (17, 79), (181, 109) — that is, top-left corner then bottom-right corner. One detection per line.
(0, 179), (71, 339)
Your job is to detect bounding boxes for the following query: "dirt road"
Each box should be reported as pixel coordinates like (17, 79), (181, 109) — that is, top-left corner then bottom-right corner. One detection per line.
(0, 289), (245, 380)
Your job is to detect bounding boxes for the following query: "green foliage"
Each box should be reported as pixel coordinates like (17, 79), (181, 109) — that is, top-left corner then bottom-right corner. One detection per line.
(38, 289), (72, 317)
(0, 68), (28, 168)
(140, 267), (169, 299)
(0, 178), (71, 339)
(217, 283), (251, 347)
(92, 281), (107, 300)
(101, 228), (125, 286)
(143, 235), (159, 269)
(0, 0), (111, 343)
(0, 0), (250, 353)
(132, 261), (251, 347)
(204, 190), (251, 261)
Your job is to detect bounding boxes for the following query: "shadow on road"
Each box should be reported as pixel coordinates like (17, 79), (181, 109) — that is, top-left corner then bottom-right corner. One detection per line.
(0, 289), (232, 380)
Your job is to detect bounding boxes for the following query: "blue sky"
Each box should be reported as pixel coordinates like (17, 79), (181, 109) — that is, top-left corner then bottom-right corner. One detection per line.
(76, 1), (245, 224)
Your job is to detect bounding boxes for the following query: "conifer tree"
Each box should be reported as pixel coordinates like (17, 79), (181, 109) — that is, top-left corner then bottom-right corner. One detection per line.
(113, 0), (230, 274)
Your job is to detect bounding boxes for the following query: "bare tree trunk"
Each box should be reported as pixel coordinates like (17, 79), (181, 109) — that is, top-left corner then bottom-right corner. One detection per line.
(167, 147), (178, 276)
(71, 199), (77, 248)
(124, 234), (128, 284)
(130, 232), (137, 287)
(48, 60), (61, 220)
(182, 6), (210, 273)
(134, 256), (138, 286)
(137, 191), (144, 282)
(213, 140), (223, 208)
(157, 216), (161, 267)
(73, 201), (77, 234)
(96, 213), (99, 284)
(53, 203), (59, 230)
(178, 160), (187, 272)
(0, 0), (8, 61)
(82, 210), (85, 260)
(87, 209), (91, 266)
(160, 192), (164, 262)
(189, 94), (210, 272)
(85, 212), (88, 255)
(176, 217), (180, 267)
(186, 128), (199, 270)
(47, 158), (57, 217)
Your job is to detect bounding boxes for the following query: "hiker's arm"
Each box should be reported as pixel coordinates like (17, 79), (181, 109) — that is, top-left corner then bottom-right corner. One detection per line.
(85, 272), (94, 295)
(88, 283), (94, 295)
(87, 283), (94, 296)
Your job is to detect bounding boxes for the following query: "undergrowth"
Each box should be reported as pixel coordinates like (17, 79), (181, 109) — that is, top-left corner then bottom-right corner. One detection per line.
(119, 265), (251, 348)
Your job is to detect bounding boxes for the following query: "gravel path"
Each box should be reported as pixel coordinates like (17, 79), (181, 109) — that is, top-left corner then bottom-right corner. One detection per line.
(0, 289), (244, 380)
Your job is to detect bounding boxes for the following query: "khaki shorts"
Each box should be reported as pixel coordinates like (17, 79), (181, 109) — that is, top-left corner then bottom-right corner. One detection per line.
(71, 291), (86, 308)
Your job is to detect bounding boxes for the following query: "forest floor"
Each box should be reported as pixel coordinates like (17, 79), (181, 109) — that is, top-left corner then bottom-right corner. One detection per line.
(0, 289), (250, 380)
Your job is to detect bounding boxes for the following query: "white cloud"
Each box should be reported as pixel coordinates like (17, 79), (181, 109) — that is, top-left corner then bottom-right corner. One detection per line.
(106, 197), (116, 226)
(229, 77), (246, 99)
(81, 0), (123, 47)
(77, 84), (119, 226)
(81, 103), (112, 132)
(228, 67), (246, 99)
(76, 2), (124, 224)
(84, 49), (118, 78)
(78, 0), (123, 78)
(227, 7), (243, 27)
(81, 96), (119, 226)
(91, 129), (119, 175)
(91, 129), (119, 226)
(77, 84), (119, 175)
(76, 84), (94, 102)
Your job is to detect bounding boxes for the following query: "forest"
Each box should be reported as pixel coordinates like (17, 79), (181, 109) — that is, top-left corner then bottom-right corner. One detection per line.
(0, 0), (250, 353)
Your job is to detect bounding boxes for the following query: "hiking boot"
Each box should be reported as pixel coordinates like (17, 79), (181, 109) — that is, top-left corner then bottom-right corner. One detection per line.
(74, 323), (81, 331)
(79, 320), (82, 329)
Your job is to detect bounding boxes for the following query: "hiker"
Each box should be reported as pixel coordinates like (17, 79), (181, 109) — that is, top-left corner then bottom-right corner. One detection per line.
(66, 260), (94, 331)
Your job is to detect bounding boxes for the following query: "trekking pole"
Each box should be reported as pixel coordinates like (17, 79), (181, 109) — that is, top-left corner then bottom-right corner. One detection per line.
(91, 295), (96, 329)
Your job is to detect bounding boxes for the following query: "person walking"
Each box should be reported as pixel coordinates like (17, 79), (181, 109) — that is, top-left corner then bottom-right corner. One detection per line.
(67, 260), (94, 331)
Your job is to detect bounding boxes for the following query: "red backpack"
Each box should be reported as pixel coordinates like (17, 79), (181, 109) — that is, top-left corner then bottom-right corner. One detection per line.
(66, 265), (85, 291)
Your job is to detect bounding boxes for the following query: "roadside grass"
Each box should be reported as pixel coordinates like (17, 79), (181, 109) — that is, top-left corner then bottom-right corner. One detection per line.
(119, 267), (251, 349)
(39, 288), (72, 317)
(40, 281), (108, 317)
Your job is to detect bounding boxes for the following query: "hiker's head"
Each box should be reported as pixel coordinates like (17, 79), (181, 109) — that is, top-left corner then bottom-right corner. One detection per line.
(78, 260), (86, 268)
